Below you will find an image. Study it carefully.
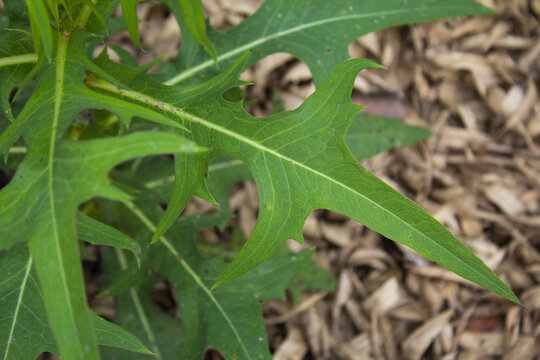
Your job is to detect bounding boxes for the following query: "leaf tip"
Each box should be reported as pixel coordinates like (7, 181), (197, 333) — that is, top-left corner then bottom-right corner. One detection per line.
(505, 291), (521, 305)
(212, 274), (232, 289)
(148, 234), (160, 246)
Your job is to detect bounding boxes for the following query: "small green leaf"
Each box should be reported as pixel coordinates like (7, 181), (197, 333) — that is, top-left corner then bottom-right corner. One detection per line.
(119, 0), (143, 49)
(287, 255), (337, 305)
(347, 114), (432, 160)
(92, 312), (153, 355)
(149, 152), (217, 244)
(24, 0), (54, 60)
(76, 211), (142, 267)
(177, 0), (217, 61)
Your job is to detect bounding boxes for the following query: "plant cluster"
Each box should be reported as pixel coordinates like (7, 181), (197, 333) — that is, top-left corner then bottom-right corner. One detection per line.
(0, 0), (517, 359)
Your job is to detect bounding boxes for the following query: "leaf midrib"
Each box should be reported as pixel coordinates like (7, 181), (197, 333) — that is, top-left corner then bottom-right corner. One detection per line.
(165, 8), (409, 85)
(2, 255), (32, 360)
(46, 33), (83, 352)
(121, 200), (250, 358)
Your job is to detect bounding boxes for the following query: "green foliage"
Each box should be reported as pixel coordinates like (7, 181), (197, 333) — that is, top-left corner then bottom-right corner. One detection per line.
(347, 114), (433, 160)
(98, 186), (316, 359)
(0, 1), (516, 359)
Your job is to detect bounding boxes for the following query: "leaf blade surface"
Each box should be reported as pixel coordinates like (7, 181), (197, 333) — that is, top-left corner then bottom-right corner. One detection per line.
(166, 0), (494, 85)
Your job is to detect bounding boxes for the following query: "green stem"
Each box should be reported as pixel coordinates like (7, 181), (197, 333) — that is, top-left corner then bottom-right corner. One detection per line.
(74, 0), (97, 29)
(0, 54), (38, 69)
(8, 146), (27, 154)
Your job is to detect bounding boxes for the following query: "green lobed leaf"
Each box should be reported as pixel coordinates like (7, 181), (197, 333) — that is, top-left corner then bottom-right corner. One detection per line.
(0, 243), (153, 359)
(87, 52), (518, 304)
(0, 3), (515, 359)
(165, 0), (494, 85)
(1, 130), (201, 358)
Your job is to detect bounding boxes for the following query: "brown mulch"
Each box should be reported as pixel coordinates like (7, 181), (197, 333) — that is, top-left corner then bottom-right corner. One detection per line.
(96, 0), (540, 359)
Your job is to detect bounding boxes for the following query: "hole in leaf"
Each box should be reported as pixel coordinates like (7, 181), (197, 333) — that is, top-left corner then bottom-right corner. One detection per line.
(203, 347), (225, 360)
(151, 280), (179, 317)
(0, 170), (10, 189)
(241, 53), (313, 117)
(203, 0), (262, 30)
(179, 196), (218, 218)
(195, 225), (245, 261)
(36, 352), (58, 360)
(222, 86), (245, 103)
(95, 2), (179, 72)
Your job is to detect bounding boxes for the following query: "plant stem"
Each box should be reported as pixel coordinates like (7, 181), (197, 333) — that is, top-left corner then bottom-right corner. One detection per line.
(0, 54), (38, 69)
(74, 0), (97, 29)
(8, 146), (27, 154)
